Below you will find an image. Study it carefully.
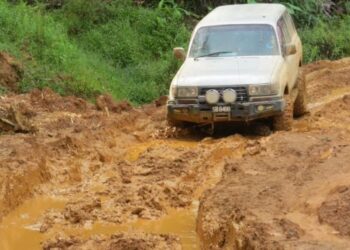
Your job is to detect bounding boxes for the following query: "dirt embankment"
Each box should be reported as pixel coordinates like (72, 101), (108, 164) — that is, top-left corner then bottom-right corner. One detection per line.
(0, 52), (22, 92)
(0, 56), (349, 250)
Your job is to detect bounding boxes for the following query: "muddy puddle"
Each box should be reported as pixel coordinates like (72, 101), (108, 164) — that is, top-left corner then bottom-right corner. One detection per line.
(124, 139), (198, 162)
(0, 197), (66, 250)
(0, 196), (200, 250)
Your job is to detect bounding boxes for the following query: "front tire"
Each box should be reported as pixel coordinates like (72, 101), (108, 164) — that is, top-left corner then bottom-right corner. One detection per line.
(166, 115), (184, 128)
(273, 94), (293, 131)
(294, 69), (308, 117)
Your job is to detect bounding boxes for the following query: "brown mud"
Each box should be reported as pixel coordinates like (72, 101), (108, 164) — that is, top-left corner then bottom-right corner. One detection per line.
(0, 52), (22, 92)
(0, 58), (349, 250)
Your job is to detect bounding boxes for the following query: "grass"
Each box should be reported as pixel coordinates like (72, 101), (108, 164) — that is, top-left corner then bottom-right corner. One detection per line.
(0, 2), (108, 98)
(0, 1), (189, 104)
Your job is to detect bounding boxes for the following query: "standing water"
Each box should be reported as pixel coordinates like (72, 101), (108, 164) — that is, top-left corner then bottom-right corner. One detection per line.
(0, 197), (200, 250)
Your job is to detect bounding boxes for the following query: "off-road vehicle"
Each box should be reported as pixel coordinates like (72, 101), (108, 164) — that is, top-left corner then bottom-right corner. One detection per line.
(167, 4), (307, 131)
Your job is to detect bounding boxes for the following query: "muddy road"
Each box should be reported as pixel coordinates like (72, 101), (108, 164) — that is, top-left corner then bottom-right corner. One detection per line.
(0, 58), (350, 250)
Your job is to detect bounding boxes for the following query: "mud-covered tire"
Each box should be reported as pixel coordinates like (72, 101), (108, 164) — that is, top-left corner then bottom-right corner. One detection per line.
(252, 123), (272, 136)
(293, 69), (308, 117)
(273, 94), (293, 131)
(166, 116), (184, 128)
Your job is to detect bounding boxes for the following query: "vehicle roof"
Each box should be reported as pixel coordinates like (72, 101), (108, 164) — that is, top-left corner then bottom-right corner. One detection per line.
(196, 4), (287, 28)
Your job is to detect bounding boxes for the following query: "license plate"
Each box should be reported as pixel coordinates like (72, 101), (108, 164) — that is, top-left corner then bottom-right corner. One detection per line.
(212, 106), (231, 112)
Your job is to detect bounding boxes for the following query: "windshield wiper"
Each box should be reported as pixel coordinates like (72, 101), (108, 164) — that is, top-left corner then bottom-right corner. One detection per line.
(195, 51), (234, 59)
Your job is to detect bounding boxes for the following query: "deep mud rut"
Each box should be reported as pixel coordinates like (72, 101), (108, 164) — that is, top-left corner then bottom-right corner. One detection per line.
(0, 58), (349, 250)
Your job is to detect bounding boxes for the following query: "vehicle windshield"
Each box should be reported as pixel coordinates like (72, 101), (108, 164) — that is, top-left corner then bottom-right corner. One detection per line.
(189, 24), (279, 58)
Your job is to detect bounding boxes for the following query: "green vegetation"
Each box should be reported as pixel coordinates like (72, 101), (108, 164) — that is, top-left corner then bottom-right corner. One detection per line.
(0, 0), (349, 103)
(300, 16), (350, 63)
(0, 0), (189, 103)
(146, 0), (350, 26)
(150, 0), (350, 63)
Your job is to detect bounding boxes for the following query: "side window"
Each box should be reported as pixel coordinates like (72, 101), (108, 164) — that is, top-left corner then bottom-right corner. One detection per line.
(283, 12), (296, 37)
(277, 19), (286, 46)
(277, 17), (291, 45)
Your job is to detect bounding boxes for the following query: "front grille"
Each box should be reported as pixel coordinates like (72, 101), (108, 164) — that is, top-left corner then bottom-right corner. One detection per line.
(199, 86), (248, 102)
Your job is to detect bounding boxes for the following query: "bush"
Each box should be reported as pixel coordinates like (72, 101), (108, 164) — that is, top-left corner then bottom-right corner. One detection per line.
(301, 16), (350, 63)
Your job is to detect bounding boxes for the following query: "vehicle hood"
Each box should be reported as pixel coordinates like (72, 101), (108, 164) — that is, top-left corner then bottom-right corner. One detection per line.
(175, 56), (281, 86)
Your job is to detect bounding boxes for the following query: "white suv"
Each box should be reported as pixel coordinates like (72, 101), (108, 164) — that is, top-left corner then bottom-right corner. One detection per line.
(167, 4), (307, 130)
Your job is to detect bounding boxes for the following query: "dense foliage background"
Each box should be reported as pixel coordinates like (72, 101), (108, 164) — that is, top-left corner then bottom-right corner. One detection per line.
(0, 0), (349, 103)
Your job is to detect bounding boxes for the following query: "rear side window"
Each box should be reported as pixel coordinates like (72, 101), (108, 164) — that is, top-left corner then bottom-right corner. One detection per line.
(283, 12), (296, 37)
(277, 17), (291, 45)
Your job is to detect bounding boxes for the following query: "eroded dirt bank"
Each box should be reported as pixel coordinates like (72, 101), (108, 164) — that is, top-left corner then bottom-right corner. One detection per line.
(0, 57), (349, 250)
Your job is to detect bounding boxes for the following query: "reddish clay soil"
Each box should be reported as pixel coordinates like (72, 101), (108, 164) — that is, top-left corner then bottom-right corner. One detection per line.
(42, 233), (181, 250)
(0, 57), (349, 250)
(0, 52), (22, 91)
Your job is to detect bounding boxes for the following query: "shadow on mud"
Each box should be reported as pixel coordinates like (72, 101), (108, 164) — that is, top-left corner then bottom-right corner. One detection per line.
(172, 120), (273, 140)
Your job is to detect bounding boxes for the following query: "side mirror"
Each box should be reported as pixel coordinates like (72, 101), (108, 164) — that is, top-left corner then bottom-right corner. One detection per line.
(284, 44), (297, 56)
(173, 47), (186, 61)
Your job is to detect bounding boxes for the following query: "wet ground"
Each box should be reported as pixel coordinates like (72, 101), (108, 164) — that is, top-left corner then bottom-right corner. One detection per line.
(0, 197), (198, 249)
(0, 58), (350, 249)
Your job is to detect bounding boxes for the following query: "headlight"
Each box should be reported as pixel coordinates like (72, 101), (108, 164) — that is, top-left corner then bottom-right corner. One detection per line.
(205, 89), (220, 104)
(222, 89), (237, 103)
(249, 84), (278, 96)
(176, 87), (198, 98)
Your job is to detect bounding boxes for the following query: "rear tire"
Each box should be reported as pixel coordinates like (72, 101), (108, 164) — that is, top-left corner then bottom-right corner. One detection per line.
(294, 69), (308, 117)
(273, 94), (293, 131)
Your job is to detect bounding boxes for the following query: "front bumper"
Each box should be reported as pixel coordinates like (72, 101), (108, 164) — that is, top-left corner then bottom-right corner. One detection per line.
(167, 98), (285, 123)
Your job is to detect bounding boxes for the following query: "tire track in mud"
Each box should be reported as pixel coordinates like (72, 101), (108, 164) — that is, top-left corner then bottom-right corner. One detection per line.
(0, 58), (349, 250)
